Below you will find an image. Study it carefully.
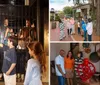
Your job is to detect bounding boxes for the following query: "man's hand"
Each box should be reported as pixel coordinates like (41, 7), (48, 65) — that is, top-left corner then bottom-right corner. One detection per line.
(62, 74), (66, 78)
(6, 70), (11, 75)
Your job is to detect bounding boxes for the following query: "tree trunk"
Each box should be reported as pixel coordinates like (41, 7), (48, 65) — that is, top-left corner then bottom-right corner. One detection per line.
(96, 0), (100, 36)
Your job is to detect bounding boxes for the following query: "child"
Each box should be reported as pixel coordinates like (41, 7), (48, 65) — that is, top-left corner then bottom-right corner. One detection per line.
(77, 20), (81, 35)
(86, 18), (93, 41)
(74, 52), (83, 78)
(59, 19), (66, 40)
(24, 41), (46, 85)
(0, 36), (17, 85)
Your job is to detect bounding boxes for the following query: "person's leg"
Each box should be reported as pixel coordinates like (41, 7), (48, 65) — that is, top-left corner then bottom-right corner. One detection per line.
(84, 31), (87, 41)
(3, 73), (8, 85)
(60, 30), (63, 40)
(3, 73), (16, 85)
(78, 27), (80, 34)
(62, 30), (66, 38)
(73, 25), (75, 34)
(58, 76), (65, 85)
(70, 78), (73, 85)
(67, 78), (70, 85)
(62, 77), (65, 85)
(68, 29), (69, 35)
(88, 35), (92, 41)
(70, 28), (72, 35)
(78, 28), (79, 34)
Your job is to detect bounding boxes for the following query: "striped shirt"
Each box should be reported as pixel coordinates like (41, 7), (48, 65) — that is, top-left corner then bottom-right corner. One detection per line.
(74, 57), (83, 78)
(59, 22), (65, 31)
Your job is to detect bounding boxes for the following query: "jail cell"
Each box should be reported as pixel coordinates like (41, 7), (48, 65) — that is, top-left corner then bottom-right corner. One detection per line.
(0, 4), (37, 82)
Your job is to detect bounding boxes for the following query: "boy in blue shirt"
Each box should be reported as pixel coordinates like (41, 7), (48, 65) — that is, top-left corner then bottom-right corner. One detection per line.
(0, 36), (17, 85)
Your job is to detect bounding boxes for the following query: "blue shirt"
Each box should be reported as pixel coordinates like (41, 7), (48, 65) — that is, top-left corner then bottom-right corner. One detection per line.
(2, 45), (17, 75)
(82, 23), (87, 31)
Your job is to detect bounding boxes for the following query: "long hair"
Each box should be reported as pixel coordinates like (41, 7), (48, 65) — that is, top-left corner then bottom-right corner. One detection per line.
(28, 41), (46, 74)
(67, 50), (73, 59)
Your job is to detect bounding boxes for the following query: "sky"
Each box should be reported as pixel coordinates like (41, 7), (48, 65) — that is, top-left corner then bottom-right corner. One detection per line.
(49, 0), (88, 11)
(50, 0), (74, 11)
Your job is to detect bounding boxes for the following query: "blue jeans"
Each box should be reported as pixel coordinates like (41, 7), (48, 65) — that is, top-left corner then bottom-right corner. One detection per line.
(78, 27), (81, 34)
(84, 31), (87, 41)
(58, 76), (65, 85)
(88, 35), (92, 41)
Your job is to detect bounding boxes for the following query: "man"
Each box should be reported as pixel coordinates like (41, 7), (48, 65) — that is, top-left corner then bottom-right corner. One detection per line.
(55, 50), (66, 85)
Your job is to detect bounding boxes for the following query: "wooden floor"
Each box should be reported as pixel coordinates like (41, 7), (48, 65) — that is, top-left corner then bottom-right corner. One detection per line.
(0, 82), (48, 85)
(51, 73), (100, 85)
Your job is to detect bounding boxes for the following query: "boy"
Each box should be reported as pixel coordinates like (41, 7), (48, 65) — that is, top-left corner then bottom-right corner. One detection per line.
(0, 36), (17, 85)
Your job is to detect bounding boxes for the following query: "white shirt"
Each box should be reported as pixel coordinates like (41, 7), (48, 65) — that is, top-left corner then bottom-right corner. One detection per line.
(78, 22), (80, 27)
(55, 55), (65, 76)
(24, 59), (42, 85)
(86, 22), (93, 35)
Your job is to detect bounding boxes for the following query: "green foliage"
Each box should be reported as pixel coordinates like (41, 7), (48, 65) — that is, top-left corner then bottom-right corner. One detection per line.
(55, 14), (60, 21)
(58, 11), (65, 19)
(63, 6), (73, 17)
(50, 15), (54, 21)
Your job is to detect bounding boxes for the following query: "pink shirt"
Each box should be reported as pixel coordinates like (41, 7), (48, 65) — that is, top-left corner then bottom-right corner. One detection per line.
(70, 19), (75, 25)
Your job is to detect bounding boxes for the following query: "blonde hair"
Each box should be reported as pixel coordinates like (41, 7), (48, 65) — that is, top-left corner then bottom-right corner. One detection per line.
(28, 41), (46, 74)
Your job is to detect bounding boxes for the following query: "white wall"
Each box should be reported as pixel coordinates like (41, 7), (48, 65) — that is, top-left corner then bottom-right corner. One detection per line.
(50, 43), (70, 61)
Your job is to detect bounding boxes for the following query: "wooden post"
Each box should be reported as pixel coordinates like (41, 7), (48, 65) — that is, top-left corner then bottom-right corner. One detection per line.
(37, 0), (40, 41)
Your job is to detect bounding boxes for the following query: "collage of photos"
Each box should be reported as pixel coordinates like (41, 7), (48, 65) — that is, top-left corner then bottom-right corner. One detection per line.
(50, 0), (100, 85)
(0, 0), (100, 85)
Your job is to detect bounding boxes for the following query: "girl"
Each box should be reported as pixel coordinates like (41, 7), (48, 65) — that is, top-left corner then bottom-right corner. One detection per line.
(74, 52), (83, 78)
(24, 41), (46, 85)
(64, 51), (74, 85)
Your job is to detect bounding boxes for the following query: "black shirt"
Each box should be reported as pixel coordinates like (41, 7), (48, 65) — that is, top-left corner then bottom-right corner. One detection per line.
(2, 45), (17, 75)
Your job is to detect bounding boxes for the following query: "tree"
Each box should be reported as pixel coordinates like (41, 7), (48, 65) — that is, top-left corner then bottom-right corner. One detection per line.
(69, 0), (100, 36)
(58, 11), (65, 19)
(96, 0), (100, 36)
(63, 6), (73, 17)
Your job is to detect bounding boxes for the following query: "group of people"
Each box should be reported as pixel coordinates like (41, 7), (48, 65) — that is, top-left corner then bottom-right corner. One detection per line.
(0, 18), (37, 45)
(58, 17), (75, 40)
(58, 17), (93, 41)
(55, 50), (83, 85)
(78, 18), (93, 41)
(0, 18), (46, 85)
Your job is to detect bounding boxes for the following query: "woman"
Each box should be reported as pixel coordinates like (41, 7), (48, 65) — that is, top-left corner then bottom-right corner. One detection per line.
(64, 51), (74, 85)
(24, 41), (46, 85)
(59, 19), (66, 41)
